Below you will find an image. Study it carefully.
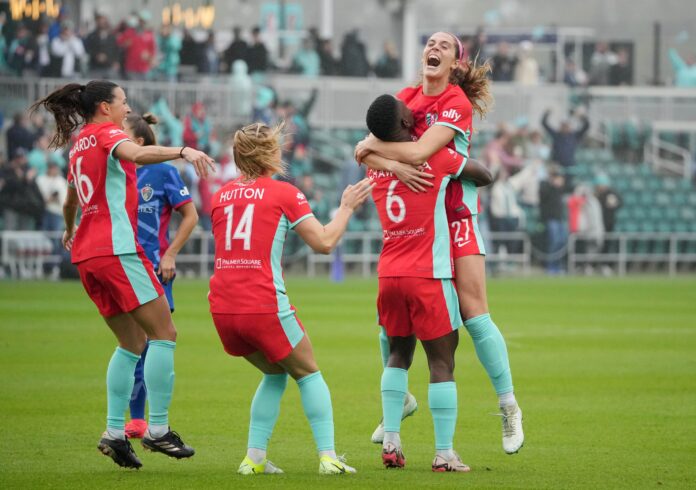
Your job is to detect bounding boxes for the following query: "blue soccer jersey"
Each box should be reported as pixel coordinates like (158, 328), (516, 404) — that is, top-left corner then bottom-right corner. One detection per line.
(136, 163), (192, 270)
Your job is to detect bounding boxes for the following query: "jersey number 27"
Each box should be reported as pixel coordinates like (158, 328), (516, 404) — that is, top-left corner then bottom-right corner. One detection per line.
(224, 204), (254, 250)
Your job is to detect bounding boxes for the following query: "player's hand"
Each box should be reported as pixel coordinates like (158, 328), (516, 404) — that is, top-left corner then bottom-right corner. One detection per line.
(62, 228), (75, 251)
(340, 178), (375, 210)
(158, 253), (176, 284)
(354, 134), (377, 164)
(390, 162), (434, 192)
(182, 147), (216, 178)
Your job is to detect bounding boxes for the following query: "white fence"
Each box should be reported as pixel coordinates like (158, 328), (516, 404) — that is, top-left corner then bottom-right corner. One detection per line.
(3, 230), (696, 280)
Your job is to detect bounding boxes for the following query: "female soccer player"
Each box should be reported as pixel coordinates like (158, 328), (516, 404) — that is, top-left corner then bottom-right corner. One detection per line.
(366, 93), (493, 472)
(357, 32), (524, 455)
(208, 122), (373, 476)
(31, 80), (214, 469)
(121, 113), (199, 439)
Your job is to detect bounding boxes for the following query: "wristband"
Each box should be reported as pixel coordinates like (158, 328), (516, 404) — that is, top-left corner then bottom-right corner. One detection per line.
(179, 146), (187, 158)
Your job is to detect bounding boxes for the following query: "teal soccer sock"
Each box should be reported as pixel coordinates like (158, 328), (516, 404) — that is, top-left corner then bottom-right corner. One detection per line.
(144, 340), (176, 428)
(378, 327), (390, 368)
(428, 382), (458, 450)
(381, 367), (408, 433)
(465, 313), (514, 395)
(297, 371), (334, 451)
(248, 373), (289, 450)
(106, 347), (141, 433)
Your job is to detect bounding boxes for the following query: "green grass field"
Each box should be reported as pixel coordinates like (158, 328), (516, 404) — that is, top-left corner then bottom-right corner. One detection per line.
(1, 277), (695, 489)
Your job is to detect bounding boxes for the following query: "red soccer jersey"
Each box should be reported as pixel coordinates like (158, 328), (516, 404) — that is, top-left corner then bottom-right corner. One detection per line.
(208, 177), (314, 314)
(67, 122), (143, 263)
(397, 84), (480, 218)
(371, 147), (466, 278)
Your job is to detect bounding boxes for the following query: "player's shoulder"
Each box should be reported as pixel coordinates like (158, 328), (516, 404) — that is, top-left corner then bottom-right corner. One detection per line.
(440, 84), (471, 107)
(396, 85), (421, 102)
(96, 121), (129, 139)
(429, 147), (463, 167)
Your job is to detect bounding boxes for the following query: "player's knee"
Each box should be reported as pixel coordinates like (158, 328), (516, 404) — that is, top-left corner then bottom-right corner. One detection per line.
(387, 351), (412, 370)
(428, 358), (455, 383)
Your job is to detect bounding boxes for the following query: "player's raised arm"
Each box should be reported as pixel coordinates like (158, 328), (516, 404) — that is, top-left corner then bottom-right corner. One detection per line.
(295, 178), (374, 254)
(114, 140), (215, 178)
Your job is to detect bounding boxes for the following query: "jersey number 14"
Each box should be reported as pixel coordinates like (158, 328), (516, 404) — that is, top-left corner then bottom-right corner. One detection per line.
(224, 204), (254, 250)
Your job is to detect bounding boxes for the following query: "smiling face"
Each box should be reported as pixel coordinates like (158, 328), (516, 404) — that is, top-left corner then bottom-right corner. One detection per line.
(422, 32), (459, 81)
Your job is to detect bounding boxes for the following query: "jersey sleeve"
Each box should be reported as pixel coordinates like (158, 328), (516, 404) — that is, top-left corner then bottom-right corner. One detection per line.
(432, 148), (466, 178)
(99, 124), (131, 157)
(434, 90), (473, 136)
(164, 165), (193, 209)
(281, 184), (314, 229)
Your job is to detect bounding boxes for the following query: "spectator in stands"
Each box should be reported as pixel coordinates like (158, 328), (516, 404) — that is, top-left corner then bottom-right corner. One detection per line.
(0, 13), (11, 74)
(568, 184), (604, 272)
(562, 58), (588, 87)
(117, 12), (156, 80)
(27, 134), (66, 176)
(156, 24), (182, 81)
(228, 60), (253, 120)
(84, 14), (120, 78)
(6, 113), (36, 160)
(489, 167), (523, 255)
(340, 29), (370, 77)
(668, 47), (696, 88)
(514, 41), (540, 85)
(374, 41), (401, 78)
(526, 130), (551, 162)
(36, 161), (67, 233)
(34, 22), (52, 76)
(246, 26), (268, 74)
(484, 126), (523, 174)
(491, 41), (516, 82)
(180, 29), (198, 68)
(470, 26), (487, 61)
(0, 151), (44, 230)
(589, 41), (617, 85)
(222, 26), (248, 74)
(291, 37), (321, 76)
(542, 108), (589, 170)
(50, 21), (86, 78)
(539, 166), (567, 275)
(609, 48), (632, 86)
(595, 173), (622, 275)
(198, 31), (219, 74)
(7, 24), (35, 75)
(183, 102), (212, 153)
(318, 38), (340, 75)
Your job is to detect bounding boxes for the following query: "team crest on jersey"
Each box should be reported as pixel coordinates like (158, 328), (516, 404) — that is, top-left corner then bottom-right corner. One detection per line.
(141, 185), (154, 202)
(425, 112), (438, 127)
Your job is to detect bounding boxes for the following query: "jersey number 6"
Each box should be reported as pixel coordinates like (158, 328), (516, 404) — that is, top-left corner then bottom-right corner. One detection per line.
(74, 156), (94, 206)
(386, 180), (406, 223)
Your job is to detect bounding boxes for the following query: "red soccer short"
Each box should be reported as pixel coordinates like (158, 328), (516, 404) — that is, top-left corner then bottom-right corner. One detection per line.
(377, 277), (461, 341)
(449, 214), (487, 259)
(212, 308), (306, 364)
(77, 252), (164, 317)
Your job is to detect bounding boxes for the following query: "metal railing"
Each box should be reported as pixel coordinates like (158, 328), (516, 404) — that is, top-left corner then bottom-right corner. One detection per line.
(587, 86), (696, 123)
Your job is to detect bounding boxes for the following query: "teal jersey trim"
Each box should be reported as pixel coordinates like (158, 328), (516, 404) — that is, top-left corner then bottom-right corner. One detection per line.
(440, 279), (462, 331)
(461, 180), (479, 216)
(118, 253), (160, 305)
(472, 215), (486, 255)
(432, 176), (454, 278)
(106, 139), (137, 255)
(434, 123), (471, 161)
(290, 213), (313, 229)
(270, 214), (291, 312)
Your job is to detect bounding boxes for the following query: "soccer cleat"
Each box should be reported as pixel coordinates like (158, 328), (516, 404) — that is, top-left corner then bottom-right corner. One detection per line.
(431, 452), (470, 472)
(500, 405), (524, 454)
(381, 443), (406, 469)
(238, 455), (284, 475)
(319, 455), (357, 475)
(371, 392), (418, 444)
(125, 419), (148, 439)
(97, 431), (142, 469)
(141, 428), (195, 459)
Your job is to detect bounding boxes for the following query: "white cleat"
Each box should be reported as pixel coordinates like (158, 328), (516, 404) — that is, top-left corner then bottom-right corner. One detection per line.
(319, 455), (357, 475)
(500, 404), (524, 454)
(371, 392), (418, 444)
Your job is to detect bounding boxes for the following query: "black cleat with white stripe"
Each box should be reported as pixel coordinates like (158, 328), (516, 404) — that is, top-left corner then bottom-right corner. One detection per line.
(97, 432), (142, 469)
(141, 429), (195, 459)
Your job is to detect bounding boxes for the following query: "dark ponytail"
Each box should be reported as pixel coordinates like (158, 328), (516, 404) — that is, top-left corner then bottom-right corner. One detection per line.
(30, 80), (119, 148)
(125, 112), (159, 146)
